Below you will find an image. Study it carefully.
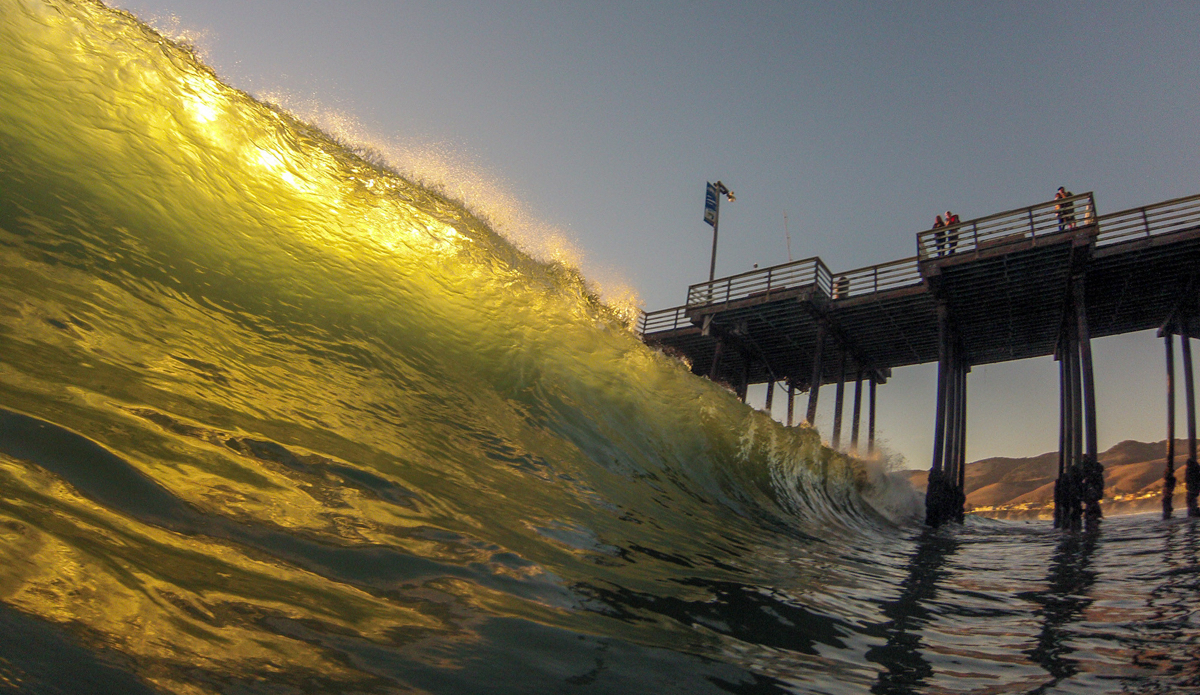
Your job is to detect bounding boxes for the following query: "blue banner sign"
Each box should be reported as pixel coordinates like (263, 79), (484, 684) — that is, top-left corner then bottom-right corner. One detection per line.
(704, 182), (718, 226)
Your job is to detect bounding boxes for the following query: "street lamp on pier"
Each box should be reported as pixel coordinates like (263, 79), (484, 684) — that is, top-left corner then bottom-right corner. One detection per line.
(704, 180), (736, 282)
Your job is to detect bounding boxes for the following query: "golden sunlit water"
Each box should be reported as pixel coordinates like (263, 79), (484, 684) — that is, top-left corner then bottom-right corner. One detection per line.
(1, 1), (1198, 693)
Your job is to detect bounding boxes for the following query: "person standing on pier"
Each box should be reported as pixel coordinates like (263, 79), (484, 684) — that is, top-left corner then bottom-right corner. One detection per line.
(932, 215), (946, 256)
(1055, 187), (1076, 232)
(945, 211), (961, 254)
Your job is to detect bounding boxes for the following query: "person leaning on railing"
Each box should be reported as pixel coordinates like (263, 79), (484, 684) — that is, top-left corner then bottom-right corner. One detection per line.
(945, 211), (960, 254)
(932, 214), (946, 256)
(1055, 186), (1076, 231)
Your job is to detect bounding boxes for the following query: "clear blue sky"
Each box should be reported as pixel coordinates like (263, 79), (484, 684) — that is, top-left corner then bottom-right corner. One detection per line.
(112, 0), (1200, 469)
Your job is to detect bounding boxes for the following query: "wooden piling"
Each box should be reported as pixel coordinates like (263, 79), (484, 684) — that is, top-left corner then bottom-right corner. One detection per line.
(764, 379), (775, 413)
(1075, 282), (1099, 460)
(1056, 324), (1080, 530)
(1181, 331), (1199, 517)
(926, 304), (951, 527)
(1068, 328), (1085, 530)
(737, 357), (750, 403)
(1163, 332), (1176, 519)
(956, 357), (966, 492)
(1074, 280), (1103, 528)
(1075, 333), (1084, 465)
(931, 306), (949, 477)
(954, 355), (965, 500)
(851, 370), (864, 452)
(832, 350), (846, 449)
(944, 345), (960, 491)
(1061, 339), (1073, 469)
(806, 323), (826, 425)
(956, 360), (968, 523)
(786, 380), (795, 427)
(709, 338), (725, 381)
(1055, 347), (1068, 529)
(868, 378), (877, 456)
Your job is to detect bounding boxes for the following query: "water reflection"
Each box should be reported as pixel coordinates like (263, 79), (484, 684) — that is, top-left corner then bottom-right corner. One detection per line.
(1020, 529), (1099, 692)
(865, 529), (958, 694)
(1116, 520), (1200, 692)
(581, 577), (851, 658)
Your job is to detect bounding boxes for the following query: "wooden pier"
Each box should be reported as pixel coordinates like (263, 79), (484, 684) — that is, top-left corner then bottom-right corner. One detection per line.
(639, 192), (1200, 527)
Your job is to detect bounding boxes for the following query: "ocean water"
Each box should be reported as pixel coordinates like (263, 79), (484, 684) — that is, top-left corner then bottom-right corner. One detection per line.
(0, 1), (1197, 693)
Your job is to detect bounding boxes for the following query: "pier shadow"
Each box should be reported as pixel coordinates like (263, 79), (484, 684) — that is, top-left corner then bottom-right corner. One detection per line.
(1018, 529), (1099, 694)
(865, 528), (959, 695)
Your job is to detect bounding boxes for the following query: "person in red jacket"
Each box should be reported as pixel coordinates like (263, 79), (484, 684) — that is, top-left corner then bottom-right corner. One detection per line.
(1055, 187), (1076, 231)
(945, 211), (961, 254)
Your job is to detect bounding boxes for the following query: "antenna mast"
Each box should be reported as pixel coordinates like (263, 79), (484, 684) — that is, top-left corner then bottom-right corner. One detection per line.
(784, 210), (792, 262)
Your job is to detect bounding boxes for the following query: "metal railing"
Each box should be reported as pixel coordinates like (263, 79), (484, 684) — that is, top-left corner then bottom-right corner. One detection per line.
(685, 256), (832, 309)
(637, 305), (689, 336)
(1094, 193), (1200, 248)
(915, 192), (1096, 260)
(828, 256), (922, 300)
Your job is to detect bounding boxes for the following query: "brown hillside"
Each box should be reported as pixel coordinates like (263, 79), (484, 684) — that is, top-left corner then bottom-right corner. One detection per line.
(904, 439), (1187, 519)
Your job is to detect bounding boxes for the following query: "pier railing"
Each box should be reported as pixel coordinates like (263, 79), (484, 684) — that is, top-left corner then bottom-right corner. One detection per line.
(916, 192), (1096, 261)
(829, 256), (922, 300)
(642, 191), (1199, 336)
(1094, 193), (1200, 248)
(686, 256), (832, 309)
(638, 305), (689, 337)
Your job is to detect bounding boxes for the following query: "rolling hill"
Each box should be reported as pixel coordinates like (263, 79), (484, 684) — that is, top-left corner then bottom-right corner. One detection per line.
(904, 439), (1188, 519)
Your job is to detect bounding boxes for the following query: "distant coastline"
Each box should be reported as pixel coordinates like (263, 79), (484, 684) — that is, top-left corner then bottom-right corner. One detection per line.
(904, 439), (1185, 520)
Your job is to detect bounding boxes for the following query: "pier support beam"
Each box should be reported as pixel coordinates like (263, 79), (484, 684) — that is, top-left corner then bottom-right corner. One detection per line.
(1163, 334), (1177, 519)
(1069, 326), (1084, 530)
(736, 357), (750, 403)
(1054, 277), (1103, 530)
(1054, 351), (1070, 528)
(764, 379), (775, 413)
(925, 304), (968, 527)
(806, 323), (827, 425)
(868, 378), (877, 456)
(786, 380), (795, 427)
(954, 360), (968, 523)
(926, 307), (950, 527)
(832, 350), (846, 449)
(1057, 306), (1084, 529)
(1182, 330), (1199, 517)
(708, 339), (725, 381)
(851, 370), (864, 452)
(1075, 280), (1103, 529)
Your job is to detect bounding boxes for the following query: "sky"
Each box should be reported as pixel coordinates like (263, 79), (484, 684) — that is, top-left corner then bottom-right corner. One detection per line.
(111, 0), (1200, 470)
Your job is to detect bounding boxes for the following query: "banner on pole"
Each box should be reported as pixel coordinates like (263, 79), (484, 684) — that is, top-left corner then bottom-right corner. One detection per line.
(704, 182), (718, 226)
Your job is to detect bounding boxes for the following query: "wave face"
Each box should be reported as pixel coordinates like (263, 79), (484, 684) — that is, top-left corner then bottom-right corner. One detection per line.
(0, 1), (916, 692)
(4, 3), (1200, 694)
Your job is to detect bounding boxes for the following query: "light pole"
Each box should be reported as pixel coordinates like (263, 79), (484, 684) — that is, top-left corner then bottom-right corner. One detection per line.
(704, 180), (735, 282)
